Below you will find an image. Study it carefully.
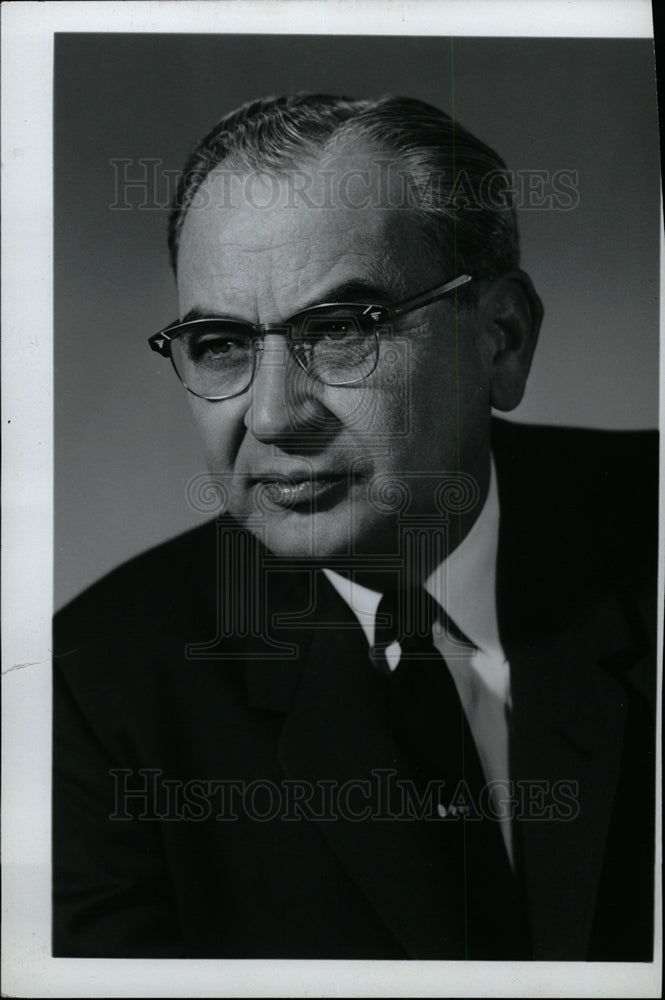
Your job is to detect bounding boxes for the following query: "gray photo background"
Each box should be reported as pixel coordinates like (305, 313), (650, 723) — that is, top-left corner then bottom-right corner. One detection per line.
(54, 34), (660, 611)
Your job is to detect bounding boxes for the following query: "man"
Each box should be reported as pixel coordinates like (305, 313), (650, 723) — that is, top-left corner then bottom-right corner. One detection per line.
(53, 94), (657, 961)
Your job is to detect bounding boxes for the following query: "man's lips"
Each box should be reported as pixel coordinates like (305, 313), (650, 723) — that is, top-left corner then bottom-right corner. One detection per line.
(248, 472), (356, 509)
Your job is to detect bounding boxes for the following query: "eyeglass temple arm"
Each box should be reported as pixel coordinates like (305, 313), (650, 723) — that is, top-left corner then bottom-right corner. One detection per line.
(386, 274), (472, 320)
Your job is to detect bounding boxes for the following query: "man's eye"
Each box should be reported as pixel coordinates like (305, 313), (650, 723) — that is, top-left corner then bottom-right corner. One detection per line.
(188, 335), (247, 359)
(202, 339), (233, 355)
(302, 316), (362, 341)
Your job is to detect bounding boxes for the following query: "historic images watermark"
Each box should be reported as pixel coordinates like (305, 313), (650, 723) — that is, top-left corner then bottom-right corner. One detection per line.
(109, 768), (580, 823)
(178, 467), (484, 660)
(109, 157), (580, 213)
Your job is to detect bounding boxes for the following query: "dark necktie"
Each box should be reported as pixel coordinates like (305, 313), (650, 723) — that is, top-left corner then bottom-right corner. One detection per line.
(371, 587), (532, 959)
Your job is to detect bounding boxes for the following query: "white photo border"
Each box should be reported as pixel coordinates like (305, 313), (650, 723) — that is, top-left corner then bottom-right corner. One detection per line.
(1, 2), (661, 997)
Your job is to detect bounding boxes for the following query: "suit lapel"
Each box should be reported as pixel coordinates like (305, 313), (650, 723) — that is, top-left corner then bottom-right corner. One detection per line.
(275, 571), (473, 959)
(491, 419), (644, 959)
(507, 609), (631, 959)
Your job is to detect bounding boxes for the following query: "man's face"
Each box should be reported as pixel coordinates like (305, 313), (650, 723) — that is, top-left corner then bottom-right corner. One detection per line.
(176, 151), (495, 562)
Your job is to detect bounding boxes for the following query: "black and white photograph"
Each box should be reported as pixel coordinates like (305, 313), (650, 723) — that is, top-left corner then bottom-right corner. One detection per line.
(2, 1), (662, 996)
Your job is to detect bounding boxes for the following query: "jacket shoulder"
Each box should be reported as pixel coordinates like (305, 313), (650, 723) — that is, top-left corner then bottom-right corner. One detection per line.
(491, 419), (659, 702)
(54, 519), (218, 650)
(491, 418), (659, 571)
(491, 418), (658, 479)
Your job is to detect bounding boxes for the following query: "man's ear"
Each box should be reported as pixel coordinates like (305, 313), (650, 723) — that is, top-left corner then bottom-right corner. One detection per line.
(476, 269), (543, 412)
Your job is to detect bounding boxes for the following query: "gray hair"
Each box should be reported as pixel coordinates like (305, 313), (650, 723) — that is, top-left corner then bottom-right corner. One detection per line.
(168, 93), (519, 286)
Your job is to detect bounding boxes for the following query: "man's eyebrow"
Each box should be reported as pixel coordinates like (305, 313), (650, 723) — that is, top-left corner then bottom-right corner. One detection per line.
(299, 280), (394, 309)
(180, 283), (394, 325)
(311, 280), (393, 304)
(180, 307), (246, 323)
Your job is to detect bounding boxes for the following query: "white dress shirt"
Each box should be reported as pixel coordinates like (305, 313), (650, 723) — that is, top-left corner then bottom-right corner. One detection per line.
(323, 459), (514, 865)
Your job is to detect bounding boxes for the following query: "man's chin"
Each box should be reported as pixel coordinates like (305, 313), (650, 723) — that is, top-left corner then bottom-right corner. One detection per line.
(235, 505), (398, 563)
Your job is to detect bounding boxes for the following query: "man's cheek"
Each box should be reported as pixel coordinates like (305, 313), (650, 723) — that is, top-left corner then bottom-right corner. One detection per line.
(192, 409), (244, 471)
(342, 391), (410, 451)
(205, 443), (236, 474)
(332, 344), (410, 437)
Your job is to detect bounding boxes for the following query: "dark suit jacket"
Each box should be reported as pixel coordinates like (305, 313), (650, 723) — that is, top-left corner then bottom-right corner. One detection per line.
(53, 419), (658, 960)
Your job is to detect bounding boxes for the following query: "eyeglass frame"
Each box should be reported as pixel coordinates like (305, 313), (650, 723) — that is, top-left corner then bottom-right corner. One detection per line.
(148, 272), (473, 401)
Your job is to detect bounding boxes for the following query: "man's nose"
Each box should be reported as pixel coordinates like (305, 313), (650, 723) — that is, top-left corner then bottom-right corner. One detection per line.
(243, 333), (331, 443)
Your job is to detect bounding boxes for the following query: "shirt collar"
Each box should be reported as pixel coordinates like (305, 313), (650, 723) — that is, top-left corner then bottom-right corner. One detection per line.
(423, 457), (501, 657)
(323, 458), (501, 657)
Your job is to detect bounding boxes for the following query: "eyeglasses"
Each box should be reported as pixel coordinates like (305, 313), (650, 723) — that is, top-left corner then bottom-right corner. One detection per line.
(148, 273), (472, 401)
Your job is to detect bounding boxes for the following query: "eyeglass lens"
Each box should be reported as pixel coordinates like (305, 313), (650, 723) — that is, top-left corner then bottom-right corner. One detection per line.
(169, 309), (380, 399)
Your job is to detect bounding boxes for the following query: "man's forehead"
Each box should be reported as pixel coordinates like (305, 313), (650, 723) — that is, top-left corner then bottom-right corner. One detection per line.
(181, 150), (416, 243)
(177, 150), (438, 313)
(196, 143), (409, 206)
